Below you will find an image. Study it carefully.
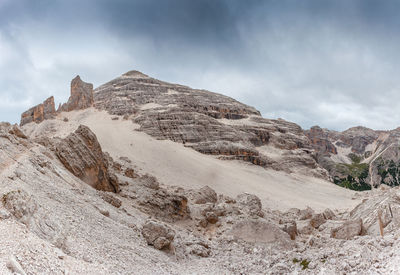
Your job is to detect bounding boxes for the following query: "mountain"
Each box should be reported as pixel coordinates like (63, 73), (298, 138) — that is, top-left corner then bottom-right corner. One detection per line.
(2, 70), (400, 274)
(306, 125), (400, 190)
(93, 70), (326, 177)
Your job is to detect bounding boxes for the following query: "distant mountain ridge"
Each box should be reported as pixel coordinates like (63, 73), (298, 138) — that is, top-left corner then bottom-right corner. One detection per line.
(306, 125), (400, 190)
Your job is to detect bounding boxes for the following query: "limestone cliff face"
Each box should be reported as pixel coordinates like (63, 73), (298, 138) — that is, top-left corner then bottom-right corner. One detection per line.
(304, 125), (400, 189)
(94, 71), (325, 177)
(59, 75), (94, 112)
(20, 96), (56, 126)
(305, 126), (337, 155)
(18, 70), (327, 177)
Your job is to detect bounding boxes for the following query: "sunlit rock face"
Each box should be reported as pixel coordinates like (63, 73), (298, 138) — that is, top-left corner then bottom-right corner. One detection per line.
(20, 96), (56, 126)
(58, 75), (94, 112)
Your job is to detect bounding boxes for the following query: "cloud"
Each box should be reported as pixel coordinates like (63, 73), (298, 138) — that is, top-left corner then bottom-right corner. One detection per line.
(0, 0), (400, 131)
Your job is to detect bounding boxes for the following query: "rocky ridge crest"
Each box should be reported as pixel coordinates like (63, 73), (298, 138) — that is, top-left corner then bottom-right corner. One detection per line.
(20, 76), (94, 126)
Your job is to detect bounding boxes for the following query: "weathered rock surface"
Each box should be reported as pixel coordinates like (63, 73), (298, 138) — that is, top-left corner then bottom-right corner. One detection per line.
(236, 193), (264, 217)
(2, 189), (37, 226)
(54, 125), (119, 192)
(93, 71), (326, 177)
(59, 76), (94, 112)
(120, 174), (190, 222)
(305, 126), (337, 155)
(142, 220), (175, 250)
(20, 76), (94, 127)
(229, 219), (293, 248)
(20, 96), (56, 126)
(331, 219), (363, 240)
(191, 186), (218, 204)
(323, 208), (336, 220)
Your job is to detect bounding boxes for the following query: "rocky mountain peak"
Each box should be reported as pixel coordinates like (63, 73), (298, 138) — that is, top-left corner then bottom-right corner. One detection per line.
(122, 70), (149, 78)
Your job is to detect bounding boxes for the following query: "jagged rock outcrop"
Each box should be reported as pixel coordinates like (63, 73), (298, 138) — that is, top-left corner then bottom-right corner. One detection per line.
(59, 76), (94, 112)
(305, 126), (337, 155)
(54, 125), (119, 192)
(20, 96), (56, 126)
(20, 76), (94, 126)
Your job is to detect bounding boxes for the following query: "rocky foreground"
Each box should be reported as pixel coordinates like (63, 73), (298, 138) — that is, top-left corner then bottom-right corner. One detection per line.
(2, 121), (400, 274)
(1, 70), (400, 274)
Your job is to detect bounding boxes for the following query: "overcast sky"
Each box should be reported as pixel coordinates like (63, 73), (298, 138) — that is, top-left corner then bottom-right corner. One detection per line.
(1, 0), (400, 130)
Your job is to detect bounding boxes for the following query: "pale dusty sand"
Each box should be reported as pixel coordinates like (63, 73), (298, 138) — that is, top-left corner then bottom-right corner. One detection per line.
(24, 109), (361, 211)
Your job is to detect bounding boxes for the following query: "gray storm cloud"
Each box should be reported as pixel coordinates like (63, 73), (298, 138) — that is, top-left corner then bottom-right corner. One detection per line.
(0, 0), (400, 130)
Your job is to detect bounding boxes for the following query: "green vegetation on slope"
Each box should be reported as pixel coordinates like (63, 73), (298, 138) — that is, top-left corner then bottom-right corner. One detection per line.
(376, 157), (400, 187)
(333, 154), (371, 191)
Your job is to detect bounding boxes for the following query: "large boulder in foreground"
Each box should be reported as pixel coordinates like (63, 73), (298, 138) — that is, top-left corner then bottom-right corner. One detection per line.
(55, 125), (118, 192)
(59, 75), (94, 112)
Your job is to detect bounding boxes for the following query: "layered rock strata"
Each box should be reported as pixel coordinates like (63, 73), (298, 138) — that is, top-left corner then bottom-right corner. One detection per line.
(54, 125), (119, 192)
(58, 75), (94, 112)
(20, 96), (56, 126)
(94, 71), (325, 177)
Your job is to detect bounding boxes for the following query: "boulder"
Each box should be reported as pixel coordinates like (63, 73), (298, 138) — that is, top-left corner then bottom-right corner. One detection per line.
(141, 220), (175, 250)
(137, 189), (189, 222)
(55, 125), (119, 192)
(297, 220), (314, 235)
(280, 221), (297, 240)
(236, 193), (263, 217)
(229, 219), (293, 249)
(193, 186), (218, 204)
(299, 207), (314, 220)
(310, 213), (326, 229)
(331, 219), (363, 240)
